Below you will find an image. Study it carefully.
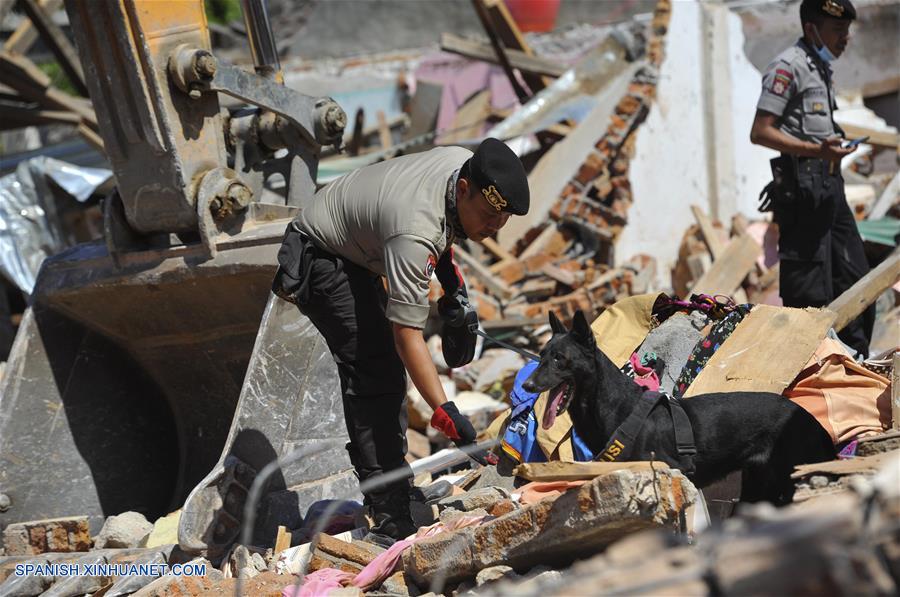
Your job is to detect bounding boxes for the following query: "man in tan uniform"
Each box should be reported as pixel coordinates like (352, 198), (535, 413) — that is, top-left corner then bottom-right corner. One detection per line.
(750, 0), (873, 356)
(272, 138), (529, 543)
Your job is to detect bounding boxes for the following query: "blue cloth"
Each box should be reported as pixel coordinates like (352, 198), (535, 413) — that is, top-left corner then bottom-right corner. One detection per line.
(502, 362), (594, 463)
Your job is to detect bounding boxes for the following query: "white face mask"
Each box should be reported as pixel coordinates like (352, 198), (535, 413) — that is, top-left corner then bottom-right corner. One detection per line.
(811, 25), (837, 62)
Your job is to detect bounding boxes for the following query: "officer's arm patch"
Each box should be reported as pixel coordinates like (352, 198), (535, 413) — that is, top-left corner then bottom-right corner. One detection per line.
(770, 68), (793, 97)
(425, 254), (436, 277)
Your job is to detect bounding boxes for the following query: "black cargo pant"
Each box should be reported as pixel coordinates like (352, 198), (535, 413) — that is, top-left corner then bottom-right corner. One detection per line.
(775, 158), (874, 357)
(272, 223), (413, 503)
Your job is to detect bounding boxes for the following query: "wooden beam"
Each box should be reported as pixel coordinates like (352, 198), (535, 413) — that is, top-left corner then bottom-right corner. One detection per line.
(3, 0), (62, 56)
(841, 122), (900, 150)
(481, 0), (548, 94)
(691, 234), (761, 297)
(274, 526), (291, 555)
(691, 205), (724, 259)
(20, 0), (89, 97)
(481, 237), (516, 263)
(0, 51), (97, 129)
(471, 0), (531, 103)
(892, 352), (900, 431)
(375, 110), (392, 150)
(453, 246), (516, 299)
(827, 246), (900, 332)
(440, 32), (566, 78)
(439, 89), (490, 144)
(0, 104), (80, 129)
(514, 460), (669, 482)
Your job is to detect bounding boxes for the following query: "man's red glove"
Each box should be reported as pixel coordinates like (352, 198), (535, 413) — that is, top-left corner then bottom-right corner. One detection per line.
(431, 402), (498, 466)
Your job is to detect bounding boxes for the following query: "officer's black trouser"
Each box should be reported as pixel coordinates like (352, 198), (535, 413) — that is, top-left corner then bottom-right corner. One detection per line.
(775, 159), (874, 357)
(272, 224), (412, 503)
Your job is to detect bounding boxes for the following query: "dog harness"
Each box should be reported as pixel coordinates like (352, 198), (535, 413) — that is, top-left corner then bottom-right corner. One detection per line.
(595, 390), (697, 476)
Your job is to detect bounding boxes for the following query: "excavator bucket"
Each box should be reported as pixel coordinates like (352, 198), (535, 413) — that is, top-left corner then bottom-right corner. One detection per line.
(0, 0), (353, 552)
(0, 208), (353, 537)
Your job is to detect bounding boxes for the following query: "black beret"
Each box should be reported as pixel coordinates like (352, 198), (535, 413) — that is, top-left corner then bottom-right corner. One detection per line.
(467, 137), (530, 216)
(801, 0), (856, 21)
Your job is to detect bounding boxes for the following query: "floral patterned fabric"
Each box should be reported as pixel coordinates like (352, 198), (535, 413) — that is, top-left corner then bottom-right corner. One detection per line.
(672, 304), (753, 399)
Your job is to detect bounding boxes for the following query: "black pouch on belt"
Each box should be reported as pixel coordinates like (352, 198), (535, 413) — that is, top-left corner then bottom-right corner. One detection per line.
(273, 222), (317, 305)
(758, 155), (798, 213)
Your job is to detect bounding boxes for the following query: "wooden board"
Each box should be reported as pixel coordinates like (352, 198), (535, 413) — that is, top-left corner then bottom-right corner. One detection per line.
(683, 305), (835, 397)
(274, 525), (291, 555)
(439, 89), (491, 144)
(480, 0), (549, 94)
(841, 122), (900, 150)
(440, 33), (565, 78)
(827, 246), (900, 332)
(893, 352), (899, 431)
(690, 234), (761, 297)
(690, 205), (724, 259)
(514, 460), (670, 482)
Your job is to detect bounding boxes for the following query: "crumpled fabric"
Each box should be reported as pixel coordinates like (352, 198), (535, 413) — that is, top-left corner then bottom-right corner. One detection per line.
(621, 352), (661, 391)
(785, 337), (891, 444)
(285, 515), (486, 596)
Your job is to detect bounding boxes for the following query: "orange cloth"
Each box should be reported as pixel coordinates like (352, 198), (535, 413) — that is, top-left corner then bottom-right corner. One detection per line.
(784, 337), (891, 444)
(516, 480), (587, 505)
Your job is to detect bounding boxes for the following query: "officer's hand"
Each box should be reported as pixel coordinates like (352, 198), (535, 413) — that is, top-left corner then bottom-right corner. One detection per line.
(430, 401), (498, 466)
(818, 137), (855, 161)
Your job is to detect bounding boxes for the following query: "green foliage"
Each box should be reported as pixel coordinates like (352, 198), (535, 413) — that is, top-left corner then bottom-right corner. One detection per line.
(205, 0), (242, 25)
(37, 61), (77, 96)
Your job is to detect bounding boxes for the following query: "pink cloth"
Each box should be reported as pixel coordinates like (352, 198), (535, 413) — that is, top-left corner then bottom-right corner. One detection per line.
(285, 515), (486, 597)
(516, 480), (587, 505)
(629, 353), (660, 391)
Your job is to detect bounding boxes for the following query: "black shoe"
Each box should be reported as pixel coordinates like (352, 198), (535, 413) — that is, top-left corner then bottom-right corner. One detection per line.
(362, 490), (418, 546)
(410, 480), (453, 505)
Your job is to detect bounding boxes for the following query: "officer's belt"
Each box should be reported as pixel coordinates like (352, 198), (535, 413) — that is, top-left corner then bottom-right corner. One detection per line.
(595, 390), (697, 477)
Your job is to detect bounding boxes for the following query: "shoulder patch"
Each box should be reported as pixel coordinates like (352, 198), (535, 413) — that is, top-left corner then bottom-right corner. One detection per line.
(425, 254), (436, 277)
(770, 68), (793, 97)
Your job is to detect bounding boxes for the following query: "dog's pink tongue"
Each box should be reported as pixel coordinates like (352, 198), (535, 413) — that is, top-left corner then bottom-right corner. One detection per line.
(542, 386), (564, 430)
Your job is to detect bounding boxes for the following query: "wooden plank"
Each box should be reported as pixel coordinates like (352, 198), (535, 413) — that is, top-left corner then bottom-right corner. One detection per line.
(0, 51), (98, 129)
(375, 110), (392, 150)
(691, 205), (725, 259)
(827, 246), (900, 332)
(439, 89), (491, 144)
(20, 0), (89, 97)
(893, 353), (900, 431)
(481, 237), (516, 263)
(867, 169), (899, 220)
(841, 122), (899, 150)
(274, 526), (291, 555)
(3, 0), (62, 56)
(514, 460), (670, 482)
(453, 246), (516, 299)
(684, 305), (835, 397)
(540, 263), (581, 287)
(440, 33), (565, 78)
(481, 0), (548, 94)
(691, 234), (761, 297)
(471, 0), (530, 103)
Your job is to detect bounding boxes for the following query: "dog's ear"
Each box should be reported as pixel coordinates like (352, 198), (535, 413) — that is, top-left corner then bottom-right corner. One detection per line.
(571, 310), (596, 349)
(548, 311), (566, 335)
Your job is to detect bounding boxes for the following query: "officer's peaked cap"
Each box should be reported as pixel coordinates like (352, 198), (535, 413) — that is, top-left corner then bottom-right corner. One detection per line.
(801, 0), (857, 22)
(466, 137), (530, 216)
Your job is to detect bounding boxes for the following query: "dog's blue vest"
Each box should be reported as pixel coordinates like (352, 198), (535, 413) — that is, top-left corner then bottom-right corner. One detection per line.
(596, 390), (697, 477)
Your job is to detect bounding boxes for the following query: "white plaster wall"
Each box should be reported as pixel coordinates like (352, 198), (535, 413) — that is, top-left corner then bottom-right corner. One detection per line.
(618, 0), (776, 287)
(727, 8), (779, 217)
(618, 0), (708, 283)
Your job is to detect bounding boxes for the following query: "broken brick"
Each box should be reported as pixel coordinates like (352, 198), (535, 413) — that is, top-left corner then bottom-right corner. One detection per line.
(403, 468), (696, 586)
(2, 517), (91, 556)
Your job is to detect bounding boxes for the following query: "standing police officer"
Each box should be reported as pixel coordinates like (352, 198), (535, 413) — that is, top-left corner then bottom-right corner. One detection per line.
(272, 138), (529, 544)
(751, 0), (873, 357)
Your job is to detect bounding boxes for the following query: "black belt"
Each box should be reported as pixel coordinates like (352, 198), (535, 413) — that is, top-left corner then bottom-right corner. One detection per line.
(595, 390), (697, 477)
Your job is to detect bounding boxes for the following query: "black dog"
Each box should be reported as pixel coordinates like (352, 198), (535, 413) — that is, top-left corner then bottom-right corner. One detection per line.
(522, 310), (835, 504)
